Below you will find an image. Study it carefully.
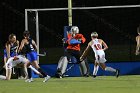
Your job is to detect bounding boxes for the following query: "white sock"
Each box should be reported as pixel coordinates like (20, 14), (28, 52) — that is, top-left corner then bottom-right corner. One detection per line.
(93, 65), (99, 76)
(29, 65), (40, 74)
(105, 67), (116, 72)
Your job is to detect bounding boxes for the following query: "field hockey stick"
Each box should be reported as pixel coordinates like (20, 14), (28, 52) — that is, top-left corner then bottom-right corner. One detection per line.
(62, 64), (75, 75)
(37, 52), (46, 56)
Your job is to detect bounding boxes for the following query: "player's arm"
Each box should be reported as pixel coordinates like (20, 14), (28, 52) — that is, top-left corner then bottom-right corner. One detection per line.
(6, 43), (11, 59)
(5, 58), (13, 80)
(80, 41), (92, 61)
(16, 40), (19, 54)
(102, 40), (108, 51)
(18, 39), (25, 53)
(136, 36), (140, 55)
(80, 34), (86, 43)
(32, 40), (37, 51)
(66, 33), (72, 45)
(6, 68), (12, 80)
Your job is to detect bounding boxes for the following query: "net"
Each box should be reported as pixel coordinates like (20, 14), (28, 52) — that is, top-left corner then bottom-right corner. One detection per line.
(26, 6), (140, 64)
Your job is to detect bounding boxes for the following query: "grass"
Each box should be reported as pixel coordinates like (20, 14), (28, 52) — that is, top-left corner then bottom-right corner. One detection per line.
(0, 75), (140, 93)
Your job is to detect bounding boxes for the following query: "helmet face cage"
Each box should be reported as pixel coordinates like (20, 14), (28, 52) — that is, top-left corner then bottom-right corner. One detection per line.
(71, 26), (79, 34)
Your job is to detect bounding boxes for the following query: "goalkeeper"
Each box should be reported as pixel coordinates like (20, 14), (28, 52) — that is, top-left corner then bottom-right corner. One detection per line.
(56, 26), (88, 78)
(65, 26), (86, 63)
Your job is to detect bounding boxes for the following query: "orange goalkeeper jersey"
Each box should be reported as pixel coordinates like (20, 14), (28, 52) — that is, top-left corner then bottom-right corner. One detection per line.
(66, 33), (86, 51)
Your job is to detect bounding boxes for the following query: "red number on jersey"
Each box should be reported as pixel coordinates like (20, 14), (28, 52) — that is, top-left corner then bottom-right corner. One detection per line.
(94, 44), (102, 50)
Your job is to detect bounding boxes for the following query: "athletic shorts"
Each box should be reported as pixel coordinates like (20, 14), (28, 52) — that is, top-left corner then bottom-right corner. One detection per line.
(95, 54), (107, 63)
(4, 49), (17, 58)
(27, 51), (37, 62)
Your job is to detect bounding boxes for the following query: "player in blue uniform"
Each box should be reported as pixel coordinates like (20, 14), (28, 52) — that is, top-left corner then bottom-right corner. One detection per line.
(0, 34), (19, 75)
(4, 34), (19, 65)
(18, 30), (50, 82)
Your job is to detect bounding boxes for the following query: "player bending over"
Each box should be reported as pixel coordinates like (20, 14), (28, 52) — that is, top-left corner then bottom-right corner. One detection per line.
(0, 34), (19, 75)
(80, 32), (119, 78)
(0, 55), (42, 80)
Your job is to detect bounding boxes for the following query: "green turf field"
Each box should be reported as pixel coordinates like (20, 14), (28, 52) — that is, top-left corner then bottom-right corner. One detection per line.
(0, 75), (140, 93)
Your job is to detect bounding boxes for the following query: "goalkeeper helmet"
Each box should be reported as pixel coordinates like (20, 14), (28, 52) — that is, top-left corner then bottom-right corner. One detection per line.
(91, 32), (98, 38)
(71, 26), (79, 34)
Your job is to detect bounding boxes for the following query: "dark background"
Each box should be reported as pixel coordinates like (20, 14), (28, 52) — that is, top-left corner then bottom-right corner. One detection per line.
(0, 0), (140, 64)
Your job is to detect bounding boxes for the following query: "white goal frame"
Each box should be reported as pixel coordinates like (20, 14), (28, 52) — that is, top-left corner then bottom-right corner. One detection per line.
(25, 4), (140, 63)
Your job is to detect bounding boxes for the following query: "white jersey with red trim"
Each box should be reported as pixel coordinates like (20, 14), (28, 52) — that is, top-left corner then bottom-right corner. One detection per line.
(6, 55), (28, 69)
(91, 39), (106, 63)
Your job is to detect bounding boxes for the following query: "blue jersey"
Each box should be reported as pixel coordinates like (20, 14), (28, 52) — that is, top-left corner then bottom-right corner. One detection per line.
(10, 42), (18, 53)
(24, 38), (37, 62)
(4, 42), (18, 58)
(24, 38), (35, 53)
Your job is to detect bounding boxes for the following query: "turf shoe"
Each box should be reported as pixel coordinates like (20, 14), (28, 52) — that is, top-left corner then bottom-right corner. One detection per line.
(25, 78), (33, 82)
(43, 75), (51, 82)
(93, 75), (96, 78)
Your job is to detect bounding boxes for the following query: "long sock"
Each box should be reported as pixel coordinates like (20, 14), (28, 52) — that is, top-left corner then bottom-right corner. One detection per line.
(29, 65), (40, 74)
(27, 68), (31, 79)
(105, 67), (116, 73)
(93, 65), (99, 75)
(38, 68), (47, 77)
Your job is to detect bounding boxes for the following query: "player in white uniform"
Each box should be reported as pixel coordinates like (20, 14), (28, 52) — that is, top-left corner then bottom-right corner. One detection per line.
(0, 55), (41, 80)
(80, 32), (119, 78)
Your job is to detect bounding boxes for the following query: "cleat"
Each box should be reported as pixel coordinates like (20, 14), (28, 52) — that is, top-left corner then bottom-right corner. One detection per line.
(83, 74), (89, 77)
(30, 78), (34, 82)
(43, 75), (51, 82)
(59, 75), (63, 79)
(93, 75), (96, 78)
(25, 79), (33, 82)
(116, 69), (120, 78)
(55, 73), (63, 79)
(18, 76), (25, 79)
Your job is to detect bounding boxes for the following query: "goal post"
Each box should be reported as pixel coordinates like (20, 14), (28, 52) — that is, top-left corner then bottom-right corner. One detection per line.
(25, 4), (140, 63)
(68, 0), (72, 26)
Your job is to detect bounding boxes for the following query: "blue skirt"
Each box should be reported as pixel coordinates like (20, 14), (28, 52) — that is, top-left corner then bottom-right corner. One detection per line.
(27, 51), (37, 62)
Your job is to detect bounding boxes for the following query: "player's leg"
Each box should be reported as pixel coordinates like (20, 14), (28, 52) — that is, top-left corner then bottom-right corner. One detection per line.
(56, 56), (65, 78)
(20, 57), (40, 82)
(31, 61), (48, 76)
(26, 52), (37, 82)
(31, 61), (51, 82)
(5, 58), (13, 80)
(23, 62), (31, 79)
(27, 51), (50, 82)
(92, 61), (99, 78)
(22, 57), (42, 76)
(61, 56), (69, 76)
(6, 68), (12, 80)
(74, 51), (89, 76)
(100, 63), (119, 78)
